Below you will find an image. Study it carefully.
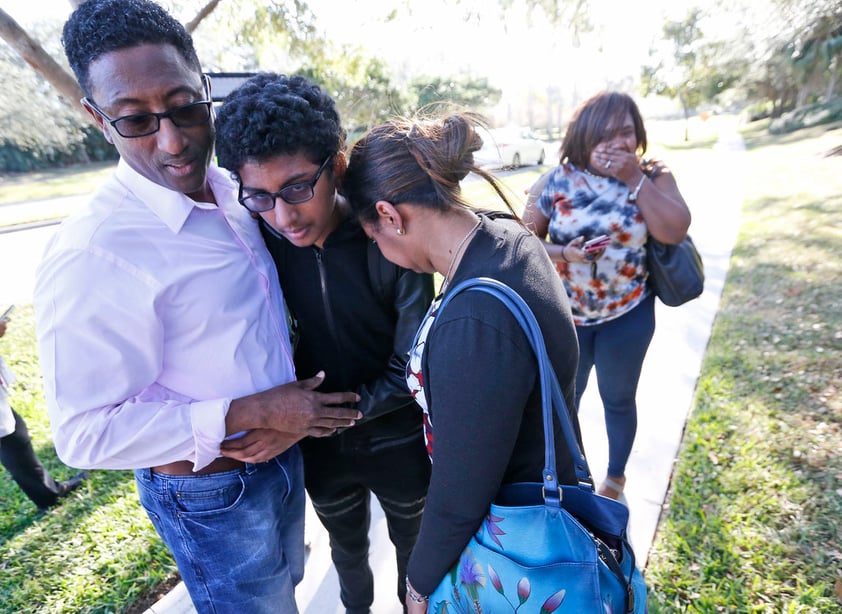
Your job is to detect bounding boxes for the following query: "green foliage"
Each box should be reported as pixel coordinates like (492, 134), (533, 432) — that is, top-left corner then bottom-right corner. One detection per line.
(0, 26), (110, 173)
(640, 7), (734, 125)
(769, 99), (842, 133)
(643, 0), (841, 120)
(187, 0), (318, 73)
(298, 52), (413, 133)
(410, 75), (502, 112)
(184, 1), (411, 131)
(646, 120), (842, 612)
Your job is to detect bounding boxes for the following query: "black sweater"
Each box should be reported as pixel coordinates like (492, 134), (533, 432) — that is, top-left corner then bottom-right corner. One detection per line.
(407, 214), (581, 594)
(261, 215), (435, 447)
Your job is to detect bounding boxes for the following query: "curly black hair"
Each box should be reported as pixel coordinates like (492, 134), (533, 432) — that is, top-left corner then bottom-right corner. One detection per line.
(62, 0), (201, 98)
(215, 73), (344, 173)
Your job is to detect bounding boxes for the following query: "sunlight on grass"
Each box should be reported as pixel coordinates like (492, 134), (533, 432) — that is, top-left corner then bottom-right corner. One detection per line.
(645, 121), (842, 613)
(0, 162), (116, 206)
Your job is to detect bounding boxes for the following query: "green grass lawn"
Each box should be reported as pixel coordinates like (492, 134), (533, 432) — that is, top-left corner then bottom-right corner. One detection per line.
(1, 117), (839, 612)
(0, 162), (116, 206)
(645, 118), (842, 612)
(0, 306), (177, 614)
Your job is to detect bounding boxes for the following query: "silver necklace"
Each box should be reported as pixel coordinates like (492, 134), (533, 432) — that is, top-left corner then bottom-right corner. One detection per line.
(440, 217), (481, 293)
(581, 166), (605, 179)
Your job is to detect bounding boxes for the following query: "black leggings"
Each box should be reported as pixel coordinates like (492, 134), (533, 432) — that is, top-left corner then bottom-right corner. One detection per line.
(301, 431), (431, 614)
(0, 408), (64, 509)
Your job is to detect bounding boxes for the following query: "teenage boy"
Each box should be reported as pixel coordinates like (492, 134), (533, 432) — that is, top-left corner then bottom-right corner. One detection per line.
(215, 73), (433, 614)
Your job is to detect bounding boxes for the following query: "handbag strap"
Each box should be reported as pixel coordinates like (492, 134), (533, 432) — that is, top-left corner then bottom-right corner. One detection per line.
(437, 277), (593, 503)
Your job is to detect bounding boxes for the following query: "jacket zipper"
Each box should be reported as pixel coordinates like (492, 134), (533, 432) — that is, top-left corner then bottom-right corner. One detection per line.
(314, 248), (347, 383)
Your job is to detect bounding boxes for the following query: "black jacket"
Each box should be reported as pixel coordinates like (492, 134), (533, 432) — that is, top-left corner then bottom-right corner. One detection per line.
(261, 216), (435, 449)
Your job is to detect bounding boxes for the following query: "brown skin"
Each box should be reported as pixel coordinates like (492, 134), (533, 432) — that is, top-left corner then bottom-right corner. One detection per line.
(240, 153), (345, 249)
(222, 372), (360, 463)
(83, 44), (216, 202)
(84, 43), (360, 465)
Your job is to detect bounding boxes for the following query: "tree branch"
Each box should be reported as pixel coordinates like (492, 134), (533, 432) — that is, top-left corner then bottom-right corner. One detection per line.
(185, 0), (223, 33)
(0, 8), (90, 122)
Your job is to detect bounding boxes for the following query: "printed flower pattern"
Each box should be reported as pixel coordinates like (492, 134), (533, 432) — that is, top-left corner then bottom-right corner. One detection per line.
(406, 296), (442, 460)
(536, 162), (653, 325)
(431, 546), (568, 613)
(430, 509), (625, 613)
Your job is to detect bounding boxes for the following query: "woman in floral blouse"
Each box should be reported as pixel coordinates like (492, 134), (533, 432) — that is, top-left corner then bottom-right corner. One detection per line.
(523, 91), (691, 501)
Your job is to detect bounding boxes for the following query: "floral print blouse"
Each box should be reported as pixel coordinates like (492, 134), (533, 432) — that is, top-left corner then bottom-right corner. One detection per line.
(405, 295), (440, 460)
(536, 161), (656, 326)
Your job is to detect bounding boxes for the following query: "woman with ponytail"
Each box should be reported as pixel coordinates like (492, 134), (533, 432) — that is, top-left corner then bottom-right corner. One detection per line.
(342, 111), (582, 611)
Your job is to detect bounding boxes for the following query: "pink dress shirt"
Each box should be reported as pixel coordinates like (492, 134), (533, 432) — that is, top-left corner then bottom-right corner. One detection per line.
(34, 160), (295, 471)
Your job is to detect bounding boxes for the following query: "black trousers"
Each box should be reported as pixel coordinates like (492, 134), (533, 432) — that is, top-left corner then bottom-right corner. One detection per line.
(0, 408), (64, 509)
(301, 431), (431, 614)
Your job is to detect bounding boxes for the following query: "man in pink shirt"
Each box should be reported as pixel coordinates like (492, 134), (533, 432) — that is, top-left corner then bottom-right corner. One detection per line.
(33, 1), (359, 612)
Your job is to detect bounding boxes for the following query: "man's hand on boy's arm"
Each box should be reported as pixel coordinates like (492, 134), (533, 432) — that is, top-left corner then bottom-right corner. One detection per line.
(226, 371), (360, 437)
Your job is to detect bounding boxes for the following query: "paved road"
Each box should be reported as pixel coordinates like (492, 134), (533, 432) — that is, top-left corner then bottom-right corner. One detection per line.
(0, 224), (58, 307)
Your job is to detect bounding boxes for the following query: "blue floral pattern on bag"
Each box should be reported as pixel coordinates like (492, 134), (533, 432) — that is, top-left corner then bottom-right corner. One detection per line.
(431, 545), (570, 613)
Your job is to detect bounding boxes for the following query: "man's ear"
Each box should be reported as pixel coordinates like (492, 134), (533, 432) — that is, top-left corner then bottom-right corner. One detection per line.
(81, 99), (113, 144)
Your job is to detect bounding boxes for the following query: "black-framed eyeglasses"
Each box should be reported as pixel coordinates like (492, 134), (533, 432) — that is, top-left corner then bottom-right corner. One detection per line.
(237, 156), (333, 213)
(83, 75), (213, 138)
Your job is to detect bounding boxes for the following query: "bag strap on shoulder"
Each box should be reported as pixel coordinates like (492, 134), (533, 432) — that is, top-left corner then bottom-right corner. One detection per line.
(438, 277), (592, 500)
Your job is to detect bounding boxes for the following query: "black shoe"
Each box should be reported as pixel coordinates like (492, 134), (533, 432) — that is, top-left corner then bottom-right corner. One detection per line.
(36, 472), (89, 512)
(58, 471), (89, 497)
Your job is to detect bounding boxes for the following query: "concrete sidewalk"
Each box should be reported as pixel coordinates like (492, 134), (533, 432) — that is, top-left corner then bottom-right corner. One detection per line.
(144, 123), (746, 614)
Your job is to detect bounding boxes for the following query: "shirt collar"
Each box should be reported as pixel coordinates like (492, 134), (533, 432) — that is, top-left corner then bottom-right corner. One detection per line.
(115, 159), (234, 234)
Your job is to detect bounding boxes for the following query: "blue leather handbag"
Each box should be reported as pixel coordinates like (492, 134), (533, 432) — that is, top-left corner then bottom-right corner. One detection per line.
(427, 277), (647, 614)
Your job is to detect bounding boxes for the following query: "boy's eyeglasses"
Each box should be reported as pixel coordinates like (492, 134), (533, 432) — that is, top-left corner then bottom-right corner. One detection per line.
(238, 156), (333, 213)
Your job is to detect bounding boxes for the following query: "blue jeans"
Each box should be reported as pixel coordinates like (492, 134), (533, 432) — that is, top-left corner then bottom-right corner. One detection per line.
(576, 293), (656, 478)
(135, 447), (305, 614)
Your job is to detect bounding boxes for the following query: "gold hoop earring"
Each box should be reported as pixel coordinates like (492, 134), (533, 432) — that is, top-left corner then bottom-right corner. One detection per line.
(396, 227), (405, 236)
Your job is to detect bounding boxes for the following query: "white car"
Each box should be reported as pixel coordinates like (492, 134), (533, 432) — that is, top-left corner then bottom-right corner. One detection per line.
(475, 127), (547, 169)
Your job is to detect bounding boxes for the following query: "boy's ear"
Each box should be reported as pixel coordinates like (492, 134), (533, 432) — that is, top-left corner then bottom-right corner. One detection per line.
(332, 151), (347, 180)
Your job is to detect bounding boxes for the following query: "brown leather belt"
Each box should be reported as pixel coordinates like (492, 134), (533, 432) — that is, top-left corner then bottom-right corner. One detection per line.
(151, 457), (245, 476)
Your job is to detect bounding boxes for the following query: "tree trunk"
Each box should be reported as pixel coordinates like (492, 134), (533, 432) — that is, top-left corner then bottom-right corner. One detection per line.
(0, 0), (220, 125)
(0, 8), (89, 122)
(797, 84), (809, 107)
(827, 57), (839, 100)
(186, 0), (224, 33)
(681, 96), (690, 142)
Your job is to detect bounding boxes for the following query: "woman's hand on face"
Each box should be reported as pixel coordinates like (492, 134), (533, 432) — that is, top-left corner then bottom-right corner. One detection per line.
(591, 145), (638, 184)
